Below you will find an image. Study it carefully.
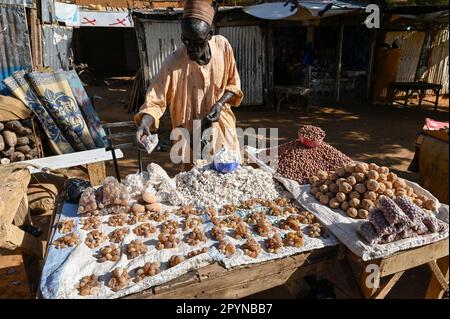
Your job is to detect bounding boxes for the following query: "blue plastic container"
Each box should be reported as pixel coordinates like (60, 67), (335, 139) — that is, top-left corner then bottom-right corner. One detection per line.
(212, 161), (239, 173)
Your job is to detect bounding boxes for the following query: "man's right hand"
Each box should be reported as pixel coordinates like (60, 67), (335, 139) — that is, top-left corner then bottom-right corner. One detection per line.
(135, 114), (155, 150)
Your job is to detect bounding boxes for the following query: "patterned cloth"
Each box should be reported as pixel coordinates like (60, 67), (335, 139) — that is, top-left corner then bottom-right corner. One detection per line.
(3, 70), (74, 154)
(64, 70), (105, 147)
(26, 70), (96, 151)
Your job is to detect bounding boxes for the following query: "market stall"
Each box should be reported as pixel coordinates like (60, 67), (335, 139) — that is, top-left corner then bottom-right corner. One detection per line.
(246, 124), (449, 299)
(39, 161), (338, 299)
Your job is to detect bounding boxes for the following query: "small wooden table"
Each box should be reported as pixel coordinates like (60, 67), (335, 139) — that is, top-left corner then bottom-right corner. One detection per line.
(273, 86), (312, 113)
(388, 82), (442, 111)
(346, 239), (449, 299)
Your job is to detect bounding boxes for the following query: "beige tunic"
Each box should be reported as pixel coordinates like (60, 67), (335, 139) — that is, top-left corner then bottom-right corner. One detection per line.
(135, 35), (244, 157)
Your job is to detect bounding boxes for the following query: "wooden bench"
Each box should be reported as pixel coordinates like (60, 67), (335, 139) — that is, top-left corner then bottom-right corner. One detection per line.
(387, 82), (442, 111)
(23, 148), (124, 186)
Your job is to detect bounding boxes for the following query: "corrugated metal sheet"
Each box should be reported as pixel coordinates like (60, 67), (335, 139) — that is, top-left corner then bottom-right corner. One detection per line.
(42, 25), (73, 70)
(219, 26), (265, 105)
(0, 4), (32, 94)
(41, 0), (56, 24)
(385, 31), (425, 82)
(0, 0), (34, 7)
(424, 27), (449, 94)
(142, 20), (182, 81)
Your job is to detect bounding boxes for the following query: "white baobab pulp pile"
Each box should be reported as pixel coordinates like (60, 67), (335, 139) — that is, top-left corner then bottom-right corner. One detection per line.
(174, 165), (284, 208)
(214, 148), (240, 164)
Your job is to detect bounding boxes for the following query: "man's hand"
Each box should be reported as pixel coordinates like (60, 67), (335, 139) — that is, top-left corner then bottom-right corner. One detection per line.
(135, 114), (155, 150)
(206, 101), (223, 122)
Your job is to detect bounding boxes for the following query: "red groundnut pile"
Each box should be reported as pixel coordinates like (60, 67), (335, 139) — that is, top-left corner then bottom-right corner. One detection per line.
(298, 125), (326, 141)
(276, 140), (353, 184)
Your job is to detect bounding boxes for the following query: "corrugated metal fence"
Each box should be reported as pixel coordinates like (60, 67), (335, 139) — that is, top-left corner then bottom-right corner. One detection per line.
(142, 20), (182, 81)
(0, 0), (34, 7)
(0, 4), (32, 94)
(42, 25), (73, 70)
(219, 25), (265, 105)
(385, 31), (426, 82)
(424, 27), (449, 95)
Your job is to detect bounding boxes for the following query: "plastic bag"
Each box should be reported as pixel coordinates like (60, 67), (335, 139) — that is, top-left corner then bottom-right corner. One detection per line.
(64, 178), (92, 203)
(147, 163), (171, 186)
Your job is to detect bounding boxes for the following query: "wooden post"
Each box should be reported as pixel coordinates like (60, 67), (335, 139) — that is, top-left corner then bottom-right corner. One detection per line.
(266, 22), (274, 109)
(307, 25), (315, 89)
(335, 23), (344, 103)
(359, 259), (382, 298)
(28, 8), (43, 69)
(366, 29), (377, 101)
(87, 161), (106, 186)
(425, 256), (449, 299)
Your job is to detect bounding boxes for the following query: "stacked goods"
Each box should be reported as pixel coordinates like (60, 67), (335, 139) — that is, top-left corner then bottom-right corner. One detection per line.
(359, 196), (448, 245)
(276, 126), (352, 184)
(174, 165), (284, 208)
(75, 275), (100, 296)
(78, 176), (162, 216)
(297, 125), (326, 147)
(64, 171), (330, 296)
(135, 262), (160, 282)
(78, 177), (129, 216)
(0, 119), (41, 163)
(309, 162), (438, 219)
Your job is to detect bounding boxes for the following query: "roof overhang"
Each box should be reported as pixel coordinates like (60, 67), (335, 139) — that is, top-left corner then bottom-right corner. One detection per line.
(243, 1), (367, 21)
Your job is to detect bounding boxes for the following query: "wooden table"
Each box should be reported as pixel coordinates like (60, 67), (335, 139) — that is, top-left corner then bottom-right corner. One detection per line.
(126, 245), (341, 299)
(41, 197), (342, 299)
(346, 239), (449, 299)
(273, 86), (312, 113)
(0, 164), (43, 297)
(387, 82), (442, 111)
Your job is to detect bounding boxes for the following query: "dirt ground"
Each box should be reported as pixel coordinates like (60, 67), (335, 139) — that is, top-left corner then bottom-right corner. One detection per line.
(1, 78), (448, 299)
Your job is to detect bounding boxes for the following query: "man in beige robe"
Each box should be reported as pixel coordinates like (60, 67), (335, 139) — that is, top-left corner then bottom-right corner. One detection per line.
(135, 0), (243, 169)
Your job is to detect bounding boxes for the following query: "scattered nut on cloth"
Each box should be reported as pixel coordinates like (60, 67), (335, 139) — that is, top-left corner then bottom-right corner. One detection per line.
(40, 164), (337, 299)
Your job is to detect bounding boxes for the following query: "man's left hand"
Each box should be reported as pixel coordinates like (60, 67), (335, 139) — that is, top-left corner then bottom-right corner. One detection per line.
(206, 102), (223, 122)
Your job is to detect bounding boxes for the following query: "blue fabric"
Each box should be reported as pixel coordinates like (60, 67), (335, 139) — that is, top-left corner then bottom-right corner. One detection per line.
(40, 202), (79, 299)
(26, 70), (96, 151)
(65, 70), (105, 148)
(3, 70), (75, 154)
(0, 66), (29, 95)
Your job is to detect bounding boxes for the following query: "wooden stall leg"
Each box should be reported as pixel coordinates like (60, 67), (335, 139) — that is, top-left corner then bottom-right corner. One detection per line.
(434, 89), (440, 112)
(22, 253), (42, 298)
(425, 256), (449, 299)
(339, 256), (365, 298)
(359, 260), (382, 298)
(372, 271), (405, 299)
(418, 90), (423, 108)
(87, 161), (106, 186)
(276, 93), (282, 112)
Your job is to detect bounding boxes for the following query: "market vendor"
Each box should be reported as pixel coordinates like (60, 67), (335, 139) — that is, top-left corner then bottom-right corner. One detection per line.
(134, 0), (244, 169)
